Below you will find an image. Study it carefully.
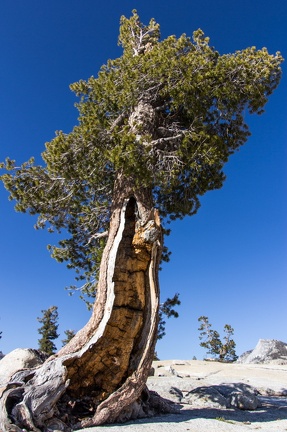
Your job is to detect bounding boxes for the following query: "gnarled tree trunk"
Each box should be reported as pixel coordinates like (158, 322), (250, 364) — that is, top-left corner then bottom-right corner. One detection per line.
(0, 176), (176, 432)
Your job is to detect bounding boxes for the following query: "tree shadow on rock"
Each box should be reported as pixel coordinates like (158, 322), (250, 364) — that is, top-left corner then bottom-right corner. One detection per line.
(120, 383), (287, 427)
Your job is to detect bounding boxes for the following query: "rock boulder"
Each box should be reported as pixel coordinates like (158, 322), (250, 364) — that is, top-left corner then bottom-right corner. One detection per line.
(0, 348), (47, 386)
(184, 386), (228, 409)
(184, 383), (259, 410)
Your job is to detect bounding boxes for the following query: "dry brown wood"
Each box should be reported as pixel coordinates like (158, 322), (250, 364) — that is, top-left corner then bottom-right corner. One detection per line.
(0, 177), (176, 432)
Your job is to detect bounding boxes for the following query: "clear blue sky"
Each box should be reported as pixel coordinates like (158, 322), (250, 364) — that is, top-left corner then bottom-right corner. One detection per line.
(0, 0), (286, 360)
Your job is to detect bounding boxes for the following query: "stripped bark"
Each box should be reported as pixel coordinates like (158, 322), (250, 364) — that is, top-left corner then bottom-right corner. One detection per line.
(0, 177), (177, 432)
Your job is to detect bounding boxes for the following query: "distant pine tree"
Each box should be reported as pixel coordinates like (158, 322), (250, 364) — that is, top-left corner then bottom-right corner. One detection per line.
(198, 316), (238, 362)
(61, 329), (76, 346)
(157, 293), (181, 340)
(37, 306), (59, 356)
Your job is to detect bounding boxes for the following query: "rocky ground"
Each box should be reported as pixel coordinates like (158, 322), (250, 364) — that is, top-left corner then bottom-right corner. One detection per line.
(80, 359), (287, 432)
(1, 343), (287, 431)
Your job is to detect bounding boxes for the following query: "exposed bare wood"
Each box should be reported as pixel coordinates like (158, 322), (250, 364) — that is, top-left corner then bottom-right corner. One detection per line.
(0, 176), (175, 431)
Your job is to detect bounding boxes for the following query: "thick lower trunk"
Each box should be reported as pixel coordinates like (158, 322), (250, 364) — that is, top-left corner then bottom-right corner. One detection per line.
(0, 177), (176, 432)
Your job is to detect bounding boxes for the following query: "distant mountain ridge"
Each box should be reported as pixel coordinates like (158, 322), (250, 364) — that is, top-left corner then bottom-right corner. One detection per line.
(237, 339), (287, 365)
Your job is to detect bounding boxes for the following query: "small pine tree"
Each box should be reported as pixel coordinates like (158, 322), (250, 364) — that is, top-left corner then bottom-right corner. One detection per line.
(37, 306), (59, 356)
(221, 324), (238, 362)
(61, 329), (76, 346)
(198, 316), (237, 362)
(157, 293), (181, 340)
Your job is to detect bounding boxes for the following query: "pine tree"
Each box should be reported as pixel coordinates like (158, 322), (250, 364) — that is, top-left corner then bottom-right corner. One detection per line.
(37, 306), (59, 356)
(157, 293), (181, 340)
(221, 324), (238, 362)
(198, 316), (237, 362)
(61, 329), (76, 346)
(0, 10), (282, 430)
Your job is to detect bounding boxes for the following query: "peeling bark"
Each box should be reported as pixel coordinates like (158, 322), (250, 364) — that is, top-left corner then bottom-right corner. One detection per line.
(0, 177), (176, 431)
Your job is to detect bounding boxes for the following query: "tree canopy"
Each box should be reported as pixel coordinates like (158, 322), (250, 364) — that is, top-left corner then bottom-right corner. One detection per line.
(0, 10), (283, 299)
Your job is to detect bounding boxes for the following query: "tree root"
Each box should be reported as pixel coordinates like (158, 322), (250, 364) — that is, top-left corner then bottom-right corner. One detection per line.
(1, 375), (179, 432)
